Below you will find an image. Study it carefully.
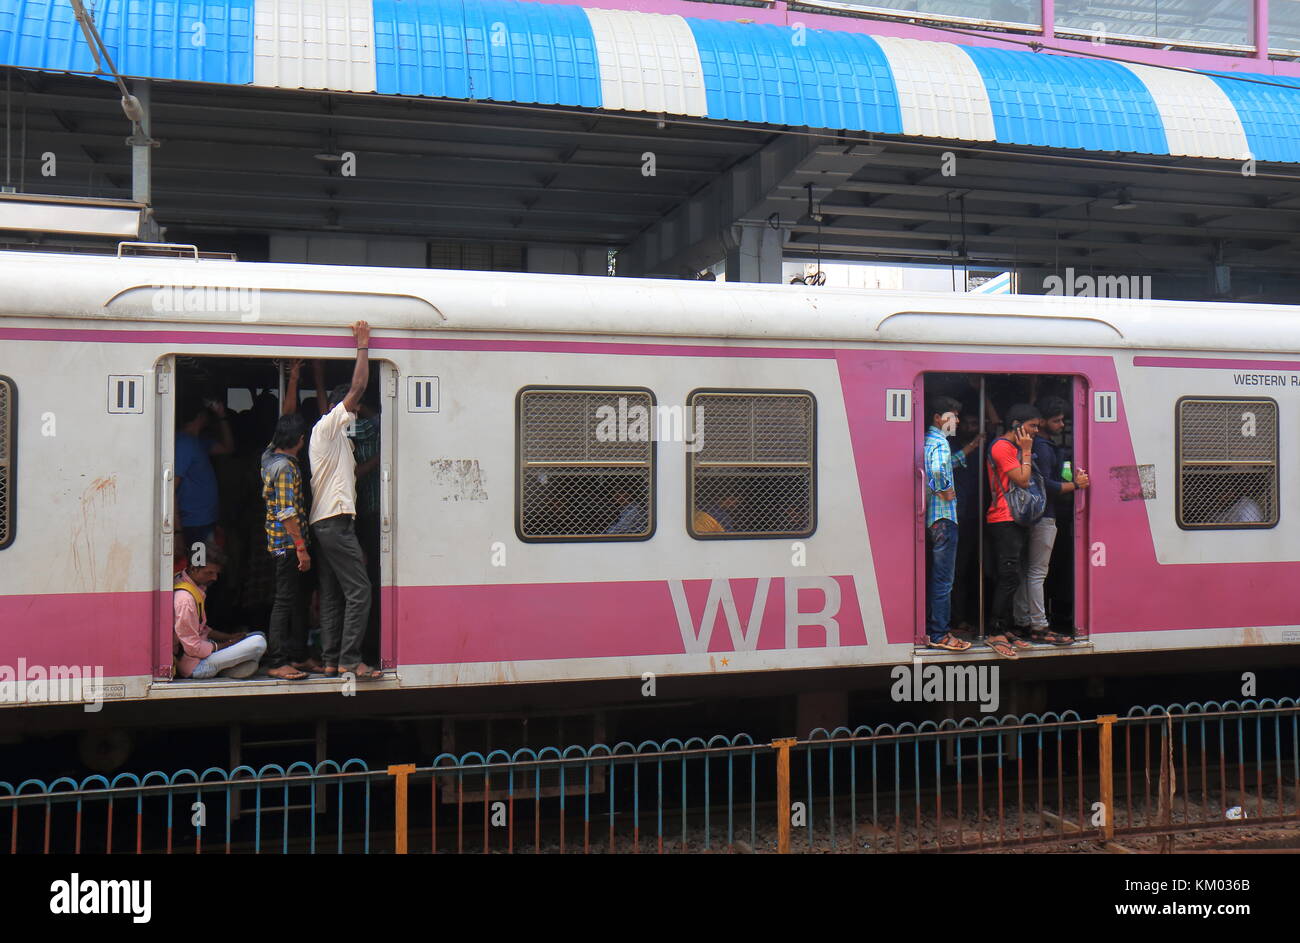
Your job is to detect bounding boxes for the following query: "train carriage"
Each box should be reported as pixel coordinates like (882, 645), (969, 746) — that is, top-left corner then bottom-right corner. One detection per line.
(1, 249), (1298, 749)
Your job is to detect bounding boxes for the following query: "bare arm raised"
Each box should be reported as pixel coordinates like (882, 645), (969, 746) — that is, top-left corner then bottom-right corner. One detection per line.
(342, 321), (370, 415)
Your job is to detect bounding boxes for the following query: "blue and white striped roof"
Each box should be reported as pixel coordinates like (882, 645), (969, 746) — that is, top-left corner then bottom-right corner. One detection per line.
(3, 0), (1299, 161)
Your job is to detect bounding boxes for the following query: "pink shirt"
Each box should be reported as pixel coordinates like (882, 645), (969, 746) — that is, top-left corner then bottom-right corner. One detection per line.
(173, 574), (216, 678)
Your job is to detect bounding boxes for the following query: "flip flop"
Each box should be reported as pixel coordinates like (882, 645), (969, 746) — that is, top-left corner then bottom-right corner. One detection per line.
(323, 665), (339, 677)
(985, 635), (1019, 660)
(1029, 629), (1075, 646)
(341, 664), (385, 681)
(267, 665), (308, 681)
(926, 633), (972, 652)
(291, 659), (326, 673)
(1006, 630), (1034, 650)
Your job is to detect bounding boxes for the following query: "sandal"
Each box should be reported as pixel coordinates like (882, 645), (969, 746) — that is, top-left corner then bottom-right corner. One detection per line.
(1029, 629), (1074, 646)
(323, 665), (339, 677)
(267, 665), (308, 681)
(926, 633), (972, 652)
(1005, 629), (1034, 650)
(291, 658), (326, 674)
(985, 635), (1019, 660)
(341, 663), (384, 681)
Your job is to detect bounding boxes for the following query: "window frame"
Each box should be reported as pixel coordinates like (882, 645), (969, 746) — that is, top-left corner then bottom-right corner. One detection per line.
(0, 375), (13, 550)
(514, 384), (657, 543)
(1174, 394), (1279, 531)
(685, 387), (818, 541)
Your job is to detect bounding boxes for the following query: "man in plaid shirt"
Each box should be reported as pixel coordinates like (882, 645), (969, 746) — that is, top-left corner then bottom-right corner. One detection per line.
(261, 413), (321, 680)
(923, 396), (973, 652)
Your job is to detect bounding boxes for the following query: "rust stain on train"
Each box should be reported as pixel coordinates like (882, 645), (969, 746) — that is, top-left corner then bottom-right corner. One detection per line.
(70, 475), (120, 590)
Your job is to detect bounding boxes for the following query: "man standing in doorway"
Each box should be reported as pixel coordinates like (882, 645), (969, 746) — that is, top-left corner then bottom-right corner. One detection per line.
(985, 404), (1042, 660)
(923, 396), (972, 652)
(262, 412), (324, 680)
(1014, 396), (1090, 645)
(310, 321), (384, 681)
(175, 395), (234, 550)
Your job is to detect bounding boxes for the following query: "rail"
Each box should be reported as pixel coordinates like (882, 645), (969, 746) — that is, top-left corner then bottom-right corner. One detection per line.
(2, 699), (1296, 854)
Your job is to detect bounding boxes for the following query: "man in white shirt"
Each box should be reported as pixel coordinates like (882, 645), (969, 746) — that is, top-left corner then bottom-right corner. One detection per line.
(309, 321), (383, 681)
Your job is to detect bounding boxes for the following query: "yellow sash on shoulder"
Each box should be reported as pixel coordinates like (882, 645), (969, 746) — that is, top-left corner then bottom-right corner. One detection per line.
(173, 574), (206, 630)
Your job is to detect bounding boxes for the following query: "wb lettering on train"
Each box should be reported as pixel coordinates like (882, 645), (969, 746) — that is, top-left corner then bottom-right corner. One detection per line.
(669, 577), (843, 652)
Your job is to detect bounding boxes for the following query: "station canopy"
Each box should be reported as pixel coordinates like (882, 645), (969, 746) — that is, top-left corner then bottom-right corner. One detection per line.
(3, 0), (1300, 282)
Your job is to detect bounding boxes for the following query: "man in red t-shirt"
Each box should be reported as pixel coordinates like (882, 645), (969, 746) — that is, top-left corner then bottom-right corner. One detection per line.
(984, 404), (1042, 659)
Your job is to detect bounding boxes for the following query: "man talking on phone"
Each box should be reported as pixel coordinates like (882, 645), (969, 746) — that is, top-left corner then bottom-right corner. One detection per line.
(985, 404), (1042, 660)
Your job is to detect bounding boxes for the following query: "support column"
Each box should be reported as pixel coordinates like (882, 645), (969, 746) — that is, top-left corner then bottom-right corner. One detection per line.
(723, 221), (789, 283)
(129, 80), (151, 205)
(1255, 0), (1270, 61)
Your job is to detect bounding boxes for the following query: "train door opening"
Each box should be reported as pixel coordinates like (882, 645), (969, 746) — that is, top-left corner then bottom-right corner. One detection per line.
(157, 354), (392, 680)
(919, 373), (1087, 648)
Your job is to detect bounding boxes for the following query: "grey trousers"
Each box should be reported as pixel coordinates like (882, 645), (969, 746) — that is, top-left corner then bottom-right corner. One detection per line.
(311, 515), (372, 668)
(1014, 517), (1058, 630)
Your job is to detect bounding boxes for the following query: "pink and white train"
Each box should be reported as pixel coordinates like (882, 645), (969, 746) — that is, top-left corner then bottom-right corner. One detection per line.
(1, 249), (1297, 724)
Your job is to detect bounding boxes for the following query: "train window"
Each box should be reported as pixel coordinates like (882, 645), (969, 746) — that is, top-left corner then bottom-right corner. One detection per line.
(0, 376), (11, 549)
(516, 387), (655, 541)
(1176, 397), (1278, 529)
(687, 390), (815, 539)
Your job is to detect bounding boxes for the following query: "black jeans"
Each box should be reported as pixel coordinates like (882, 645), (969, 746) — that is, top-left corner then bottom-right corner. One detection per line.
(268, 550), (308, 668)
(311, 515), (372, 668)
(987, 521), (1028, 635)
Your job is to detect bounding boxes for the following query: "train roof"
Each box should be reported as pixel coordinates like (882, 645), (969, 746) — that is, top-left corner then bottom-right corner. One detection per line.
(1, 249), (1296, 354)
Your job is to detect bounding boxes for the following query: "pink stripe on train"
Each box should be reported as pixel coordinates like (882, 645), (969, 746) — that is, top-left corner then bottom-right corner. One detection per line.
(0, 326), (837, 360)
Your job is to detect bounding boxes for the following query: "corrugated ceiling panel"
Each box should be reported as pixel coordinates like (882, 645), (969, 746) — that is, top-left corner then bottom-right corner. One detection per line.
(373, 0), (599, 106)
(0, 0), (106, 75)
(0, 0), (252, 83)
(1204, 71), (1300, 163)
(686, 19), (902, 131)
(254, 0), (375, 91)
(964, 45), (1169, 154)
(1119, 62), (1249, 159)
(585, 9), (705, 116)
(114, 0), (254, 83)
(873, 36), (994, 141)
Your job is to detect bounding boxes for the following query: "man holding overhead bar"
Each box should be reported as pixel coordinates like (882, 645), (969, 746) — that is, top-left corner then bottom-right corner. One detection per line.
(309, 321), (384, 682)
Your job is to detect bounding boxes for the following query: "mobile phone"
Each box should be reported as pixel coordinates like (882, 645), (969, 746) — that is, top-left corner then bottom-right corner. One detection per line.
(1010, 420), (1022, 431)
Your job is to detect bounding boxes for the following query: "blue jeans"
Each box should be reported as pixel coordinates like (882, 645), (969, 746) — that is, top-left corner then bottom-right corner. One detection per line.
(926, 519), (958, 642)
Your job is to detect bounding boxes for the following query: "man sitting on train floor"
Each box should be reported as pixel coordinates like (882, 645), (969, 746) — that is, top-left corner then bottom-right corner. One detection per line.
(174, 543), (267, 680)
(923, 396), (972, 652)
(262, 412), (325, 680)
(309, 321), (384, 681)
(1012, 397), (1090, 646)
